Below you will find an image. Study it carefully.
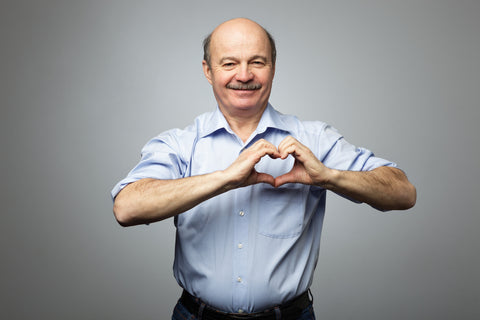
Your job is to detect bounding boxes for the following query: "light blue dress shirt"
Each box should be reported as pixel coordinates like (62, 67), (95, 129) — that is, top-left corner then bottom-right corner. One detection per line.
(111, 104), (396, 313)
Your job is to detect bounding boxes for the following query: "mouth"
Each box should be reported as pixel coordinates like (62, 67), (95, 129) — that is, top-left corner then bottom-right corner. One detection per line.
(226, 83), (262, 90)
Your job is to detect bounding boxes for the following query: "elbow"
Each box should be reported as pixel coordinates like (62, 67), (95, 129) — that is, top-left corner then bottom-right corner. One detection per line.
(396, 183), (417, 211)
(388, 169), (417, 211)
(393, 169), (417, 210)
(376, 183), (417, 212)
(113, 197), (137, 227)
(405, 184), (417, 209)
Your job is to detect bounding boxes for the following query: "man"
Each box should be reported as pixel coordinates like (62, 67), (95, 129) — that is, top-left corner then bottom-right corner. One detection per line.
(111, 18), (416, 320)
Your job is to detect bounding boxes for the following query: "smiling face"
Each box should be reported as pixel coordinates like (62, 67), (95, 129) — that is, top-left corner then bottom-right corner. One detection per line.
(203, 19), (275, 119)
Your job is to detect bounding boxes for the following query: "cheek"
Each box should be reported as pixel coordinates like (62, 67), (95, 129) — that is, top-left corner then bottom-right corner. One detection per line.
(214, 75), (233, 89)
(257, 71), (274, 85)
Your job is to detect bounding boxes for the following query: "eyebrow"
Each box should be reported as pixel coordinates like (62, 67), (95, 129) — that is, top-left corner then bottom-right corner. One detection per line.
(219, 55), (268, 64)
(219, 57), (237, 64)
(250, 55), (268, 62)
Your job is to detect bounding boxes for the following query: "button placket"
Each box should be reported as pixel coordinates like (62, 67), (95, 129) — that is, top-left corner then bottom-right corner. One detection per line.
(232, 202), (249, 310)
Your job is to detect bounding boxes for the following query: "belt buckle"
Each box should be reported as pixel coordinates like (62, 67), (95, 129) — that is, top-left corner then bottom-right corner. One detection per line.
(226, 313), (269, 320)
(226, 308), (277, 320)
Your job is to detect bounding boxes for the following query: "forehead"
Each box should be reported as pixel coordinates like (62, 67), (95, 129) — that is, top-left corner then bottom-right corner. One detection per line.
(210, 23), (271, 61)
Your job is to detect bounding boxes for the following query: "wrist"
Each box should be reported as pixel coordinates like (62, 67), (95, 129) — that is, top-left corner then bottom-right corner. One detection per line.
(317, 168), (340, 190)
(217, 169), (241, 192)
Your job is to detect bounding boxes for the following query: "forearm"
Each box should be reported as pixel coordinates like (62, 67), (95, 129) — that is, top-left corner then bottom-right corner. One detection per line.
(113, 139), (280, 227)
(113, 171), (231, 226)
(323, 166), (416, 211)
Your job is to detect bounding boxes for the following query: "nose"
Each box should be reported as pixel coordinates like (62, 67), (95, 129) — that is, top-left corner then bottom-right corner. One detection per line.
(235, 63), (254, 82)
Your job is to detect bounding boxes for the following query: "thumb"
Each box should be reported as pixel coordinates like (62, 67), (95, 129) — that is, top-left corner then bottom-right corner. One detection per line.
(255, 171), (275, 186)
(274, 171), (296, 187)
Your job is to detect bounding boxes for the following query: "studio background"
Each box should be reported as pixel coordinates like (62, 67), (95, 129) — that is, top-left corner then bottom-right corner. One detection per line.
(1, 0), (479, 319)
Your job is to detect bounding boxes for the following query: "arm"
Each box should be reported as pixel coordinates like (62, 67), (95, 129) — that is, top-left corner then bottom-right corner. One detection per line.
(275, 136), (416, 211)
(323, 166), (416, 211)
(113, 139), (280, 226)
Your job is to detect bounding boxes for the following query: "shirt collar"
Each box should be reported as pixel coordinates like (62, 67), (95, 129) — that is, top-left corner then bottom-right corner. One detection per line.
(200, 103), (291, 138)
(255, 103), (291, 135)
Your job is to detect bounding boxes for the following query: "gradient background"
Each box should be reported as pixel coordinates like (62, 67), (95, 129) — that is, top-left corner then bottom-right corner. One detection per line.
(1, 0), (479, 319)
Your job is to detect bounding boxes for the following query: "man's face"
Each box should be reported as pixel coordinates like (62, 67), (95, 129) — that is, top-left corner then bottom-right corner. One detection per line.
(203, 20), (275, 117)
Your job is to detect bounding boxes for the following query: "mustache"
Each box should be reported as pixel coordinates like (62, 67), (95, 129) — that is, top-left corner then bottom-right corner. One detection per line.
(226, 83), (262, 90)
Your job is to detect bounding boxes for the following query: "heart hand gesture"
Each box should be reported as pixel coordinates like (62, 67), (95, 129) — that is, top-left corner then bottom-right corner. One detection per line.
(223, 139), (280, 189)
(223, 136), (331, 190)
(275, 136), (331, 187)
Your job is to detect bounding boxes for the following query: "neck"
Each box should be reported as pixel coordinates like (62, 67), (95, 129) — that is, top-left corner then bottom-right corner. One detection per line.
(220, 104), (267, 143)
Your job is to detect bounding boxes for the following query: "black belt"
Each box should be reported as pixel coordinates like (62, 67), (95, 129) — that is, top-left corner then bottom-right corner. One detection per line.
(179, 289), (312, 320)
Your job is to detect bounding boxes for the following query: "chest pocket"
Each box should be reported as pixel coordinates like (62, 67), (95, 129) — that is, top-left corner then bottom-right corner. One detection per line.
(253, 184), (306, 239)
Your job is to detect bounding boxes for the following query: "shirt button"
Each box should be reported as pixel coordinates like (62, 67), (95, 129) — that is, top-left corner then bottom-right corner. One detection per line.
(238, 243), (243, 249)
(239, 211), (245, 216)
(237, 277), (242, 283)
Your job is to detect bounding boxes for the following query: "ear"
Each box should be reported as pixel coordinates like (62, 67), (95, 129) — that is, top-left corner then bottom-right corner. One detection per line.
(202, 60), (213, 85)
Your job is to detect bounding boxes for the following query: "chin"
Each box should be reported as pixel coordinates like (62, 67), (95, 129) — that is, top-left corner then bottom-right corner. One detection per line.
(232, 98), (267, 110)
(233, 104), (264, 113)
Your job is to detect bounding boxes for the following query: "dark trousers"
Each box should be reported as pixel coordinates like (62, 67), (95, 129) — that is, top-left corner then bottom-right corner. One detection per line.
(171, 290), (316, 320)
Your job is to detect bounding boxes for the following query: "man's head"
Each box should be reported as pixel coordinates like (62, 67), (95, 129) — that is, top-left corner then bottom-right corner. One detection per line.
(202, 18), (276, 118)
(203, 20), (276, 69)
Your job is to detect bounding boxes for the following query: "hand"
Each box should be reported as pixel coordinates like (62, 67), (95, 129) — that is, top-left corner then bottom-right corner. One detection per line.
(275, 136), (332, 187)
(223, 139), (281, 189)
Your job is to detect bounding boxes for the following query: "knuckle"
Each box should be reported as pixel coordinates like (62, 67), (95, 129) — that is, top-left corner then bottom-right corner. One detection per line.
(255, 138), (266, 145)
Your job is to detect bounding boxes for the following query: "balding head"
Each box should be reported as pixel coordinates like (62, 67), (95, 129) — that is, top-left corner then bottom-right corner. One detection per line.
(203, 18), (276, 68)
(201, 17), (276, 123)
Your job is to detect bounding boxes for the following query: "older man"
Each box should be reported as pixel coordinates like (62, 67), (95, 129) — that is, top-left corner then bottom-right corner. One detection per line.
(112, 18), (416, 320)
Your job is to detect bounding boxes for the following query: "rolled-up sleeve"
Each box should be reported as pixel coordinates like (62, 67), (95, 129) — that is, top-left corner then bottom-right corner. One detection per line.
(317, 124), (397, 171)
(111, 133), (187, 199)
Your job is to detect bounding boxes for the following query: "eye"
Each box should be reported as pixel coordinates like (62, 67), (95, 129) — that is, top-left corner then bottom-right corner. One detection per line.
(252, 60), (266, 66)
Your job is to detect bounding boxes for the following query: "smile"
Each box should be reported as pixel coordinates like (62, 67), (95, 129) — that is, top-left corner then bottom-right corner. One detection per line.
(226, 83), (262, 90)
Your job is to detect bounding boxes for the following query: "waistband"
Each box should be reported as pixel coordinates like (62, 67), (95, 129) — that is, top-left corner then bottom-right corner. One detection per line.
(179, 289), (312, 320)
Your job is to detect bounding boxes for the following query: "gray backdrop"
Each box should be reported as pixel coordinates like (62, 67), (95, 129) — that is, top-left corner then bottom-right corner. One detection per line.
(1, 0), (479, 319)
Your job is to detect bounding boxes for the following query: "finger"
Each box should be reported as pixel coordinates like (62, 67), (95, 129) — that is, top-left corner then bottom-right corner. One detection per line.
(252, 138), (276, 149)
(274, 172), (296, 187)
(251, 139), (281, 159)
(278, 136), (302, 159)
(279, 144), (298, 160)
(280, 141), (312, 162)
(255, 172), (275, 186)
(255, 147), (280, 161)
(277, 136), (295, 151)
